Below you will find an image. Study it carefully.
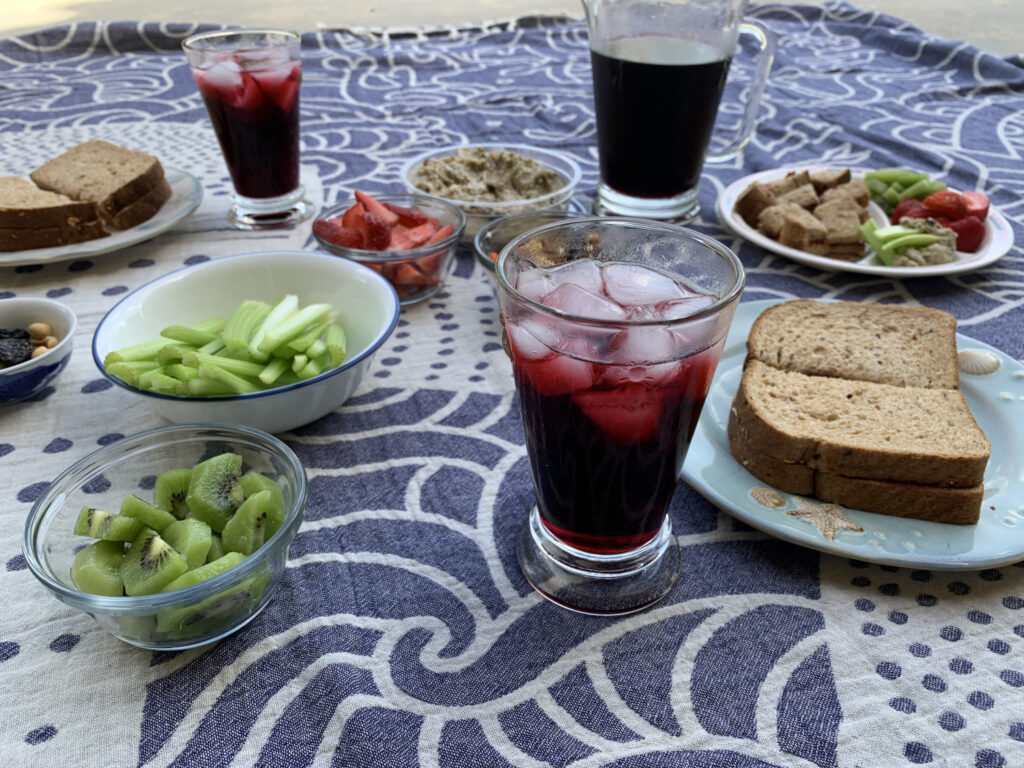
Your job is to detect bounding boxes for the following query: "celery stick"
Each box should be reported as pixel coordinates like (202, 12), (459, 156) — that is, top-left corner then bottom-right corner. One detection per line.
(188, 377), (235, 397)
(258, 303), (333, 355)
(192, 317), (226, 335)
(286, 320), (330, 353)
(296, 352), (329, 380)
(305, 338), (327, 360)
(199, 338), (225, 356)
(137, 369), (158, 391)
(160, 325), (217, 346)
(291, 354), (308, 374)
(183, 352), (265, 379)
(258, 357), (290, 386)
(248, 295), (299, 361)
(148, 373), (187, 396)
(106, 361), (160, 386)
(104, 337), (175, 366)
(222, 300), (272, 352)
(156, 344), (196, 366)
(163, 363), (200, 382)
(325, 323), (347, 368)
(196, 362), (260, 394)
(879, 233), (940, 263)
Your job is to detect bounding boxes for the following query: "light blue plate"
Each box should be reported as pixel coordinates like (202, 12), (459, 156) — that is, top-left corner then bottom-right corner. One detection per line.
(0, 167), (203, 267)
(681, 299), (1024, 570)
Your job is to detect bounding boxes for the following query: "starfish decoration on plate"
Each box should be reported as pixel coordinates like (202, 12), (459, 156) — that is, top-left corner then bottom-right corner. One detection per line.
(786, 496), (864, 541)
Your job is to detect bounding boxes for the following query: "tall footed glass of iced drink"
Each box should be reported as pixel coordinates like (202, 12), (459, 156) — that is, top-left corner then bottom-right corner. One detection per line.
(496, 217), (743, 614)
(183, 29), (313, 230)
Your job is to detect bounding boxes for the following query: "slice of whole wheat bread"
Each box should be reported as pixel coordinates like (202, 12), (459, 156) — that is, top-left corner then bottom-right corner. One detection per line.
(747, 299), (959, 389)
(727, 420), (983, 524)
(110, 177), (172, 230)
(0, 176), (101, 230)
(30, 140), (166, 223)
(0, 221), (109, 251)
(733, 358), (990, 488)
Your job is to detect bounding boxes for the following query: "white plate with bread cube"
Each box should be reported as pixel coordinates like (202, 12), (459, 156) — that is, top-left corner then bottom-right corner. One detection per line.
(681, 299), (1024, 570)
(716, 166), (1013, 277)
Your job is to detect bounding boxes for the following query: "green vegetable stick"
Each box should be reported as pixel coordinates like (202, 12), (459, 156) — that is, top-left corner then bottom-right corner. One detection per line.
(325, 323), (347, 368)
(259, 303), (333, 355)
(248, 295), (299, 361)
(196, 362), (261, 394)
(184, 351), (265, 379)
(160, 325), (218, 346)
(222, 300), (272, 351)
(258, 357), (290, 386)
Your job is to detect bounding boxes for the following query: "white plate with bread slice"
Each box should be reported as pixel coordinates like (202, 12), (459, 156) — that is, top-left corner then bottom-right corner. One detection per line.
(1, 148), (203, 268)
(681, 299), (1024, 570)
(716, 166), (1014, 277)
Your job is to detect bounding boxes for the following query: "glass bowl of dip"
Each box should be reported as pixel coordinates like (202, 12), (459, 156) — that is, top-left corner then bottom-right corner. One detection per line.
(400, 144), (582, 241)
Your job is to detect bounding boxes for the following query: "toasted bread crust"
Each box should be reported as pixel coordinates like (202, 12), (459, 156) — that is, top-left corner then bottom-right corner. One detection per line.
(0, 220), (109, 251)
(110, 177), (172, 229)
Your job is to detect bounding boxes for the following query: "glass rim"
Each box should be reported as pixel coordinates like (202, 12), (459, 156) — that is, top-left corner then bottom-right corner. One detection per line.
(495, 216), (745, 326)
(182, 28), (301, 53)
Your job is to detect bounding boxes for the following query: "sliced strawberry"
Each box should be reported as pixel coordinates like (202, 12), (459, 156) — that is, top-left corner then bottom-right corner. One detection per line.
(382, 201), (430, 227)
(403, 222), (438, 246)
(890, 198), (930, 225)
(922, 190), (968, 220)
(572, 383), (665, 445)
(387, 230), (416, 251)
(425, 223), (454, 245)
(415, 250), (446, 278)
(947, 215), (986, 253)
(354, 191), (400, 227)
(961, 190), (990, 222)
(341, 202), (365, 230)
(312, 218), (364, 248)
(355, 210), (391, 250)
(392, 261), (439, 287)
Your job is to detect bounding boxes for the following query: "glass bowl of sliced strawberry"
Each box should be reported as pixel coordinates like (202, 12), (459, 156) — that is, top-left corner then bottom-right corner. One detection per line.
(312, 191), (466, 305)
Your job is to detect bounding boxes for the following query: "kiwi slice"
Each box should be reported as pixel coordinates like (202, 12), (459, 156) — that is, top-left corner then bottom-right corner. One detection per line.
(186, 453), (244, 532)
(159, 552), (245, 593)
(162, 518), (213, 570)
(73, 506), (142, 542)
(207, 533), (226, 563)
(155, 566), (271, 637)
(121, 528), (188, 596)
(221, 490), (272, 555)
(153, 468), (193, 519)
(121, 494), (177, 533)
(239, 471), (286, 537)
(71, 540), (126, 596)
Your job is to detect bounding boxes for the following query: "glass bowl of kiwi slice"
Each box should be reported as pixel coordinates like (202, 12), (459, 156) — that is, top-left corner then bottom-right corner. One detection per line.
(22, 422), (307, 650)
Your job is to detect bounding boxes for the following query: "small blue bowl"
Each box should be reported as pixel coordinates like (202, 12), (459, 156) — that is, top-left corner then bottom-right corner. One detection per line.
(0, 297), (76, 404)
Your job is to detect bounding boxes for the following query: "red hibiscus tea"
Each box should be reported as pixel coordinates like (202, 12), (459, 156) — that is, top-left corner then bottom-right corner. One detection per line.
(505, 258), (722, 554)
(496, 218), (742, 614)
(191, 57), (301, 199)
(183, 30), (312, 229)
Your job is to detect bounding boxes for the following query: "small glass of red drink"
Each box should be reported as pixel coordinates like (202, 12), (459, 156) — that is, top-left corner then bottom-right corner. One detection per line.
(183, 29), (313, 230)
(496, 217), (743, 614)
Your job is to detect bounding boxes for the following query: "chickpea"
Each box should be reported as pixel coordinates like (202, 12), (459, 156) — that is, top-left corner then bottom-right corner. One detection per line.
(31, 345), (49, 359)
(43, 335), (58, 348)
(28, 322), (51, 341)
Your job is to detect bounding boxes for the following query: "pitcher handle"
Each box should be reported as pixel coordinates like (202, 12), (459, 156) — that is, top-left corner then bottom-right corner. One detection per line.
(705, 20), (775, 163)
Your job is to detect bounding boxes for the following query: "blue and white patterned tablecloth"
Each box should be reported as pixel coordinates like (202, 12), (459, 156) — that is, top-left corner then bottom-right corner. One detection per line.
(1, 4), (1023, 767)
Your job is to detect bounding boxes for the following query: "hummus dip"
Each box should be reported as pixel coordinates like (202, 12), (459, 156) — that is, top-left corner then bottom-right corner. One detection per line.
(411, 147), (565, 206)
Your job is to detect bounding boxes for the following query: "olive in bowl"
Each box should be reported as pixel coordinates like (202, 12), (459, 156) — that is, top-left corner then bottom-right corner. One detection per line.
(22, 423), (307, 650)
(0, 297), (76, 404)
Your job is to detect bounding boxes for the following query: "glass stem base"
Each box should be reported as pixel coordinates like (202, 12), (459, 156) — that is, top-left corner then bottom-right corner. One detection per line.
(229, 185), (314, 230)
(517, 506), (681, 615)
(593, 181), (700, 223)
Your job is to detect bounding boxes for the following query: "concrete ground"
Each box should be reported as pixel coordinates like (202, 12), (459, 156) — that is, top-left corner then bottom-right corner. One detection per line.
(2, 1), (1020, 58)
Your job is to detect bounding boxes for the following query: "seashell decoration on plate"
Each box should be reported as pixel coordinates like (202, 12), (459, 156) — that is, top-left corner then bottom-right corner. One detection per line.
(786, 497), (865, 541)
(751, 486), (786, 508)
(958, 349), (1000, 376)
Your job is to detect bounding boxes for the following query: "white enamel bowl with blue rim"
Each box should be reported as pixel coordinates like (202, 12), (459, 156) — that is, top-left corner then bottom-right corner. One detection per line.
(91, 251), (400, 434)
(0, 297), (77, 404)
